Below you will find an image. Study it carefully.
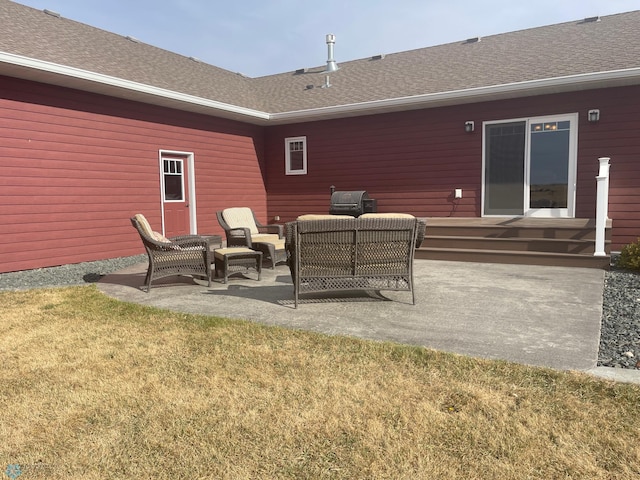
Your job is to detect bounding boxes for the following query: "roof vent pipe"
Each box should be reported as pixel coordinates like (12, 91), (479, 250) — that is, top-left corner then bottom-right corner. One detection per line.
(325, 34), (339, 72)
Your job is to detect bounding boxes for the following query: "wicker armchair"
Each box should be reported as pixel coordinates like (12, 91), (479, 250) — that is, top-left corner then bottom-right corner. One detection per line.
(285, 214), (426, 307)
(216, 207), (286, 268)
(131, 214), (212, 292)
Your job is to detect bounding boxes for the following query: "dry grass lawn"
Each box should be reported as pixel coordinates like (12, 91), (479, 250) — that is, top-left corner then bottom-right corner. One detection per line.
(1, 286), (639, 479)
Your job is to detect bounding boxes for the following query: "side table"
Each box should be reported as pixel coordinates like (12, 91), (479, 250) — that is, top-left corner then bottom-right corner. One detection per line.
(201, 234), (223, 250)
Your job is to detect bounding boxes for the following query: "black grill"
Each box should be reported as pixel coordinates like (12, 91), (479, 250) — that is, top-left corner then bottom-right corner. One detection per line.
(329, 190), (377, 217)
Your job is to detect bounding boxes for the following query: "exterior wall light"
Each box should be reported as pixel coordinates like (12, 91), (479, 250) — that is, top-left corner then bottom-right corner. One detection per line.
(464, 121), (475, 132)
(588, 109), (600, 122)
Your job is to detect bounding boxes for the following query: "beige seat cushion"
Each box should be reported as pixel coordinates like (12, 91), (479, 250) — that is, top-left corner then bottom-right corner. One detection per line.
(272, 239), (286, 250)
(253, 238), (286, 250)
(251, 233), (282, 244)
(222, 207), (259, 235)
(214, 247), (257, 259)
(359, 213), (415, 219)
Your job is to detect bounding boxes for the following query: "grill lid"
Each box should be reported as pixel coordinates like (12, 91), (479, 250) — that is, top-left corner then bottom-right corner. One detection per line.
(329, 190), (374, 216)
(330, 190), (369, 207)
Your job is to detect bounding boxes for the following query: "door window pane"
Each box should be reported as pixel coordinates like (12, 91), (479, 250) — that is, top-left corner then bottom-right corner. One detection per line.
(484, 122), (526, 215)
(163, 158), (184, 201)
(529, 122), (570, 208)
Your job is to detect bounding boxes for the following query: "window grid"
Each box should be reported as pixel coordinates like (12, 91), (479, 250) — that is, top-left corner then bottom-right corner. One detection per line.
(290, 141), (304, 152)
(163, 159), (182, 174)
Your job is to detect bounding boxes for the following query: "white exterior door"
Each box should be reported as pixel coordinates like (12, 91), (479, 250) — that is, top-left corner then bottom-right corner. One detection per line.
(159, 150), (197, 237)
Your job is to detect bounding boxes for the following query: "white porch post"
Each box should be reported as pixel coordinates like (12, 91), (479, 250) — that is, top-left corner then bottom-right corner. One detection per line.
(594, 157), (611, 257)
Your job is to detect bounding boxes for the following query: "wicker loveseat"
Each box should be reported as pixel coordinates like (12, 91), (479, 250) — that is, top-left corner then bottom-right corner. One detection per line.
(285, 214), (426, 308)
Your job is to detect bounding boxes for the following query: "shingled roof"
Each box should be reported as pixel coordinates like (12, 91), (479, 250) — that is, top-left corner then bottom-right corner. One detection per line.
(1, 0), (639, 124)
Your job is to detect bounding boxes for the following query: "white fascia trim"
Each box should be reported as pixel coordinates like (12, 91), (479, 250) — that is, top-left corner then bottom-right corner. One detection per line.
(0, 52), (270, 121)
(270, 67), (640, 122)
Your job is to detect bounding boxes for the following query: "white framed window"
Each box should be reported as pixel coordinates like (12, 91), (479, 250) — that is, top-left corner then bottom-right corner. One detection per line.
(285, 136), (307, 175)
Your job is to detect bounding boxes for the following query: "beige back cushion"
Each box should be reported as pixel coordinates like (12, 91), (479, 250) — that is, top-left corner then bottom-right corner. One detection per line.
(134, 214), (170, 243)
(152, 232), (171, 243)
(359, 213), (415, 219)
(134, 214), (155, 238)
(223, 207), (259, 235)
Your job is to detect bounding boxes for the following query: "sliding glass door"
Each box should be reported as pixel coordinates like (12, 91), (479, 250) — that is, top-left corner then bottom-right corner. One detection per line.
(483, 114), (577, 217)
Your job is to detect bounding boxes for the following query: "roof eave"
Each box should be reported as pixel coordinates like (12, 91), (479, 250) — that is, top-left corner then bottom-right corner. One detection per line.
(3, 51), (640, 126)
(268, 68), (640, 124)
(0, 52), (271, 125)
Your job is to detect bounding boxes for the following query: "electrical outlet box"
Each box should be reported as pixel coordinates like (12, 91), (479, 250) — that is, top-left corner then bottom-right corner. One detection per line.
(454, 188), (463, 199)
(274, 215), (280, 221)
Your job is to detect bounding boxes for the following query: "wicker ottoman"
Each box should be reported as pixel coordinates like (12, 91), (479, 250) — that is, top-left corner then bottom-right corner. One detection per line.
(213, 247), (262, 284)
(252, 238), (286, 269)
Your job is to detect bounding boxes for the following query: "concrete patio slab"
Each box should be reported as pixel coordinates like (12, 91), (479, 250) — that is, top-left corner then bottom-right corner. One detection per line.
(97, 259), (639, 383)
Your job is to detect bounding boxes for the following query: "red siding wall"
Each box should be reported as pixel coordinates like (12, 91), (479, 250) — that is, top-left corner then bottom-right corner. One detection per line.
(2, 75), (639, 274)
(0, 76), (266, 273)
(265, 86), (640, 250)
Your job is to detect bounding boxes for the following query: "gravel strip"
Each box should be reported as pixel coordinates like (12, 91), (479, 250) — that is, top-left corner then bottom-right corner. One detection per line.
(1, 255), (638, 370)
(0, 255), (146, 291)
(597, 267), (640, 369)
